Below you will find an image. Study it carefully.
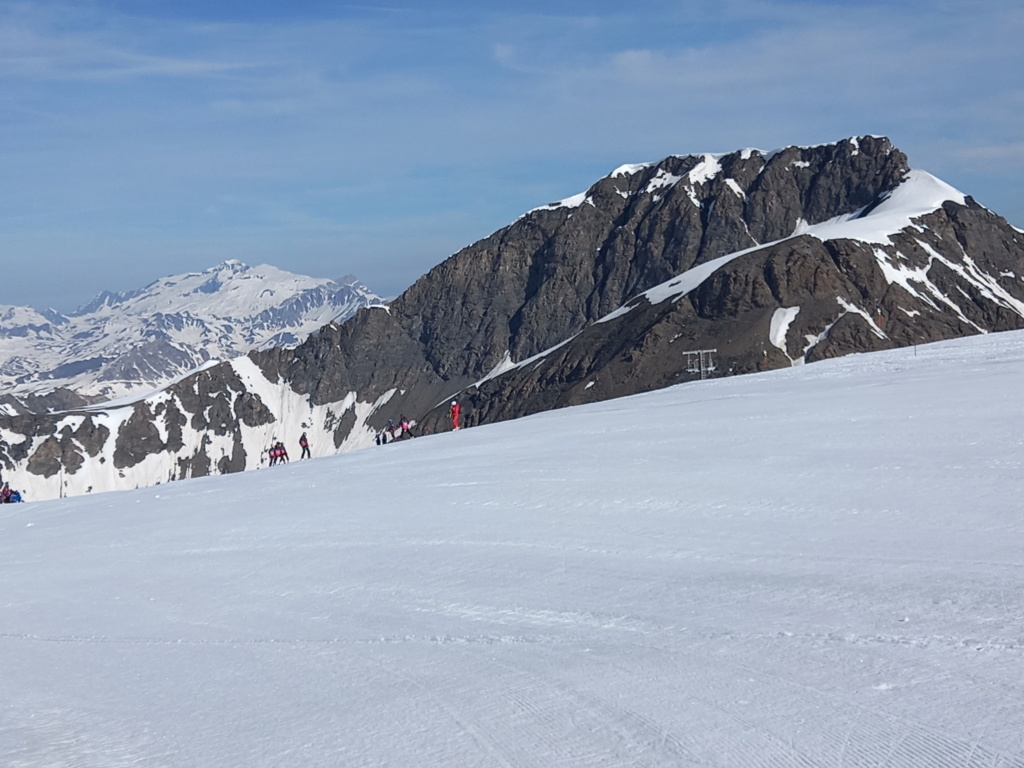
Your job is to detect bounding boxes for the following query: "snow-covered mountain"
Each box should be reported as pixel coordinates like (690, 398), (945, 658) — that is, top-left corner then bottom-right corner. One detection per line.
(0, 260), (388, 410)
(3, 329), (1023, 766)
(1, 137), (1022, 501)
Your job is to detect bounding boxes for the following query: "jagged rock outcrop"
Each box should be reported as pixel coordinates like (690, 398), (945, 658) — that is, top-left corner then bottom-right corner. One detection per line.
(2, 136), (1022, 500)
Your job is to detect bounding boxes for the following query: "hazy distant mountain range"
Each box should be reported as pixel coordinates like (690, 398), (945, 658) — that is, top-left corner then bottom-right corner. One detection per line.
(2, 136), (1023, 500)
(0, 260), (387, 414)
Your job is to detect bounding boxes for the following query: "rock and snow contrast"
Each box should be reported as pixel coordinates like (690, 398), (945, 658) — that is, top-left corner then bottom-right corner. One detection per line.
(0, 260), (387, 411)
(2, 329), (1023, 766)
(1, 136), (1023, 502)
(438, 142), (1024, 429)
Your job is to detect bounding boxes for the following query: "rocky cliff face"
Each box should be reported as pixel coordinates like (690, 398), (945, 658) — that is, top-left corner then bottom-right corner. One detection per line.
(3, 136), (1022, 500)
(423, 195), (1024, 432)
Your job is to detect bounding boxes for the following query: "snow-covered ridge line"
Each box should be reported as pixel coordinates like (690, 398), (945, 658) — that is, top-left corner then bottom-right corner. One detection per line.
(528, 191), (593, 215)
(0, 351), (394, 500)
(794, 170), (967, 245)
(630, 170), (969, 309)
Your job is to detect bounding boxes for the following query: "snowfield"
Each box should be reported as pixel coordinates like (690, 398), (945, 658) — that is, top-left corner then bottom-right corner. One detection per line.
(0, 261), (386, 405)
(2, 330), (1024, 767)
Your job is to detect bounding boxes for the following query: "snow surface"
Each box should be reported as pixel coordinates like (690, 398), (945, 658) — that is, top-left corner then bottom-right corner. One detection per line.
(725, 177), (746, 198)
(611, 162), (655, 178)
(769, 306), (801, 361)
(792, 170), (967, 246)
(687, 153), (724, 188)
(527, 191), (591, 215)
(3, 330), (1024, 767)
(644, 169), (684, 195)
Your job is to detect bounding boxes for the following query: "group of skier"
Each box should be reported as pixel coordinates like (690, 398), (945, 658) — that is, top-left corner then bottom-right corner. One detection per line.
(375, 402), (463, 445)
(0, 481), (23, 503)
(267, 441), (289, 465)
(269, 401), (462, 457)
(375, 415), (415, 445)
(266, 432), (312, 466)
(1, 401), (464, 495)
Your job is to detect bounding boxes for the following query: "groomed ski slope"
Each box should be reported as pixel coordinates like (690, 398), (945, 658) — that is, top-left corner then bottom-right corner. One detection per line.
(2, 330), (1024, 767)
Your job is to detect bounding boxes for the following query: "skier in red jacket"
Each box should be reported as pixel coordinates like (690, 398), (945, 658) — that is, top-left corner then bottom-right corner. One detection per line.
(448, 401), (461, 431)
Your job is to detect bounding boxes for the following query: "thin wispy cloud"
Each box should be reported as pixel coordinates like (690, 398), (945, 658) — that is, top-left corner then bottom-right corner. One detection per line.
(0, 0), (1020, 312)
(0, 10), (247, 81)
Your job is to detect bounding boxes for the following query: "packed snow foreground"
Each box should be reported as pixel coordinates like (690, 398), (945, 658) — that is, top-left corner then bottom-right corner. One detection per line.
(2, 330), (1024, 767)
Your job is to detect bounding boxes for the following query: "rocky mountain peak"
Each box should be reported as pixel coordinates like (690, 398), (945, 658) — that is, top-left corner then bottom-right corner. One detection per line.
(386, 136), (911, 384)
(2, 136), (1022, 502)
(0, 262), (388, 410)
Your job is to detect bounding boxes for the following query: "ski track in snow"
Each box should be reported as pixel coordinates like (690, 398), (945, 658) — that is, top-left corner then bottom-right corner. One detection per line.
(2, 331), (1024, 766)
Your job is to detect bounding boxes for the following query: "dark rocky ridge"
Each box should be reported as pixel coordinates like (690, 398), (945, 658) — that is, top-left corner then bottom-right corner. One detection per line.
(413, 200), (1024, 433)
(251, 137), (912, 410)
(2, 136), (1022, 498)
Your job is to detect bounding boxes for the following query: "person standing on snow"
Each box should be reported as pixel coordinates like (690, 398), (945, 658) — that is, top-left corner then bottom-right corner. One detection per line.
(299, 432), (311, 459)
(448, 401), (461, 431)
(399, 415), (414, 438)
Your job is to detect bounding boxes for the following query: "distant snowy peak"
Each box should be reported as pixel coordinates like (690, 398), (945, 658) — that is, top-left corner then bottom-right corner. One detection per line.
(0, 305), (68, 332)
(73, 260), (340, 319)
(0, 261), (388, 409)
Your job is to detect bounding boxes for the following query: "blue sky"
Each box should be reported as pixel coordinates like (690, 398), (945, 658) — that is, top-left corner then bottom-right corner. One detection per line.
(1, 0), (1021, 312)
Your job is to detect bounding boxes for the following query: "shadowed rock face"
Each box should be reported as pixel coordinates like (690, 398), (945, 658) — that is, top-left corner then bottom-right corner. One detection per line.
(3, 136), (1023, 499)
